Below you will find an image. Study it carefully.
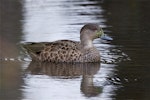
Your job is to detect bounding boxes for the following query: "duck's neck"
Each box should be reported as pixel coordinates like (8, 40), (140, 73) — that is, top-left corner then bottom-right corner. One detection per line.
(80, 35), (94, 49)
(81, 40), (93, 49)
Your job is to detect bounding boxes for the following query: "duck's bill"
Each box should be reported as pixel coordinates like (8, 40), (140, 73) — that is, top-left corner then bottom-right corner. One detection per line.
(100, 34), (113, 41)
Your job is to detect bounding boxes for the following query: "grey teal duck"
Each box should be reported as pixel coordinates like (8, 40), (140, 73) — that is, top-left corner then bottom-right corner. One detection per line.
(22, 23), (112, 62)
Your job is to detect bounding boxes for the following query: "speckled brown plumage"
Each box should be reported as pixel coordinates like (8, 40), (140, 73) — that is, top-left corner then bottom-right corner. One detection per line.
(22, 23), (108, 62)
(23, 40), (100, 62)
(40, 40), (81, 62)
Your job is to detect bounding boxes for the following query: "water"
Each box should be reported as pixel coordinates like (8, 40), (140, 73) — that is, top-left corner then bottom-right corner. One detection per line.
(0, 0), (150, 100)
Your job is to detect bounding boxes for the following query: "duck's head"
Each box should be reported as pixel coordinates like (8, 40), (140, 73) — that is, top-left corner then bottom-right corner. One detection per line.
(80, 23), (112, 41)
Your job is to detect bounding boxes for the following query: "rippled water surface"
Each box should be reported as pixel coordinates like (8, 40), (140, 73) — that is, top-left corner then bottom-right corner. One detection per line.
(1, 0), (150, 100)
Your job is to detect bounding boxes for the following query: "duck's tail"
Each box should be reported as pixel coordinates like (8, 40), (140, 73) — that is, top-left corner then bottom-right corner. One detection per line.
(20, 42), (46, 61)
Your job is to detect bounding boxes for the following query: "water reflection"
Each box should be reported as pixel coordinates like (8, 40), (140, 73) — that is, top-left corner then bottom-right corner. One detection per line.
(101, 0), (150, 99)
(25, 62), (101, 98)
(0, 61), (23, 100)
(20, 0), (127, 100)
(22, 0), (105, 42)
(1, 0), (149, 99)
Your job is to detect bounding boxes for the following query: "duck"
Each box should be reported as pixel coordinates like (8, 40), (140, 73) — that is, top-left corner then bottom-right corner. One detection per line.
(22, 23), (112, 62)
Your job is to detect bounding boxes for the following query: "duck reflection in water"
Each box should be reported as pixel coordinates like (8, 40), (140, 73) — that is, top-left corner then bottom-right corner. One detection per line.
(26, 61), (102, 97)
